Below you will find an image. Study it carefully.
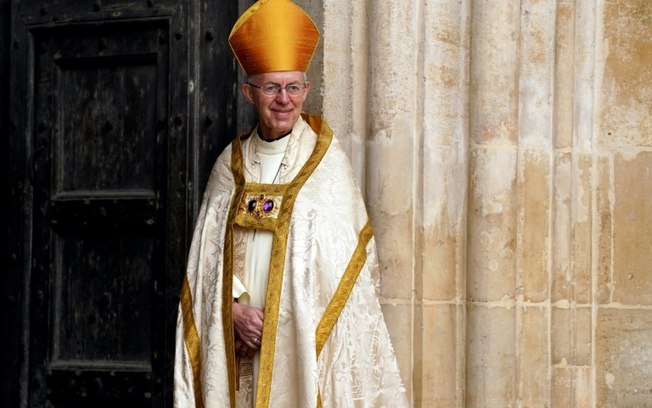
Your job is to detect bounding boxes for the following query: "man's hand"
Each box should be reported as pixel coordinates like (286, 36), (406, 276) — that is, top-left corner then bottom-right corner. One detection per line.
(235, 338), (256, 359)
(233, 301), (264, 351)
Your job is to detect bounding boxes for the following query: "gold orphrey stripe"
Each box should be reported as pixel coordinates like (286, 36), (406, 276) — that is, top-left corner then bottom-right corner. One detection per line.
(181, 276), (205, 408)
(315, 219), (373, 356)
(223, 137), (248, 408)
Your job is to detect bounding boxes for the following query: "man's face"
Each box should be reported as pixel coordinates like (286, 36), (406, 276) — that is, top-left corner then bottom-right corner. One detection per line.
(242, 71), (310, 140)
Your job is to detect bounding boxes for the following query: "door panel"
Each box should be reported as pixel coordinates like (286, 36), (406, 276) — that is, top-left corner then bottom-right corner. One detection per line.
(56, 59), (159, 193)
(29, 19), (169, 407)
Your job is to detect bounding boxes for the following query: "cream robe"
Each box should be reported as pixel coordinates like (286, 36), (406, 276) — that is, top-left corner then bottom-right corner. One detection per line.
(174, 115), (409, 408)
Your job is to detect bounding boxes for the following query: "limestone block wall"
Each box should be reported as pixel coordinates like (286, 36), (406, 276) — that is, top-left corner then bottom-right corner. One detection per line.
(299, 0), (651, 406)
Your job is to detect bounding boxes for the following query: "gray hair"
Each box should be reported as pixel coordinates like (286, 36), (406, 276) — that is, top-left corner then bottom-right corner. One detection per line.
(246, 72), (308, 83)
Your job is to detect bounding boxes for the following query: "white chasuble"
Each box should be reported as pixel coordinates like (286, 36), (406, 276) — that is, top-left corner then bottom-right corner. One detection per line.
(174, 115), (409, 408)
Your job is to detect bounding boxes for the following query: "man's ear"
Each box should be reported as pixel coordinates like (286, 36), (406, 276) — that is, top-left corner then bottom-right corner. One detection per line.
(241, 83), (255, 104)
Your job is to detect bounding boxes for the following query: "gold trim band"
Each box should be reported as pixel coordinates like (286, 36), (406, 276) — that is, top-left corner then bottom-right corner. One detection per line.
(222, 139), (248, 408)
(315, 220), (373, 357)
(181, 276), (204, 408)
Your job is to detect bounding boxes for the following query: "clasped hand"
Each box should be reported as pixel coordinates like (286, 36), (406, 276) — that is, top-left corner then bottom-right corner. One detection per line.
(232, 301), (264, 358)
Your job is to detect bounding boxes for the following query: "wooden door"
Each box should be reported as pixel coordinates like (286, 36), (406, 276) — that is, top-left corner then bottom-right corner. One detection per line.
(5, 0), (238, 406)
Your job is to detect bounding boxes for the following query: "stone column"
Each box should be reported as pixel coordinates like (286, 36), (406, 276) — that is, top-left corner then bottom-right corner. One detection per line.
(364, 1), (419, 400)
(514, 1), (556, 406)
(467, 1), (521, 405)
(551, 0), (595, 406)
(319, 0), (369, 188)
(415, 0), (470, 406)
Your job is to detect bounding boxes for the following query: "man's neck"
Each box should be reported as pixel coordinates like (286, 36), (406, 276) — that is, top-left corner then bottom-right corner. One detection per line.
(259, 128), (292, 142)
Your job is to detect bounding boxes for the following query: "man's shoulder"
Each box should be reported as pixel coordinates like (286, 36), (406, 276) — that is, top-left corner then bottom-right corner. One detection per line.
(203, 142), (236, 195)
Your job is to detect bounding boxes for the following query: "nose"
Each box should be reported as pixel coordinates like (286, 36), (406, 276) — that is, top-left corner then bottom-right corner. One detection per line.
(275, 88), (290, 104)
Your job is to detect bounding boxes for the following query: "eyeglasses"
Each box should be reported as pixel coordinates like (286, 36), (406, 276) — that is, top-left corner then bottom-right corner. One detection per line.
(246, 82), (306, 96)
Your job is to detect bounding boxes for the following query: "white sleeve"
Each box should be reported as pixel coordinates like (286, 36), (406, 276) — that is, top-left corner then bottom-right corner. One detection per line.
(233, 275), (248, 299)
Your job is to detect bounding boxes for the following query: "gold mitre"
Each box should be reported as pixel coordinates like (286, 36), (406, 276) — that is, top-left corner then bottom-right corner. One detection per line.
(228, 0), (320, 76)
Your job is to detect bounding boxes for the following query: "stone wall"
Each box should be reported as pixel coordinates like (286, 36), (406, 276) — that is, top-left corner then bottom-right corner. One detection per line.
(299, 0), (651, 406)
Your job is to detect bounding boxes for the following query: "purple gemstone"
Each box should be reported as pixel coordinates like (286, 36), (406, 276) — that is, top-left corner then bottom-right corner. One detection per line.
(263, 199), (274, 212)
(248, 199), (257, 212)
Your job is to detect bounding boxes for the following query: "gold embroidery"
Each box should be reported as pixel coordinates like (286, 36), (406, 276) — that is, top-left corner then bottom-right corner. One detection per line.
(223, 140), (247, 408)
(181, 276), (204, 408)
(233, 183), (287, 231)
(315, 220), (373, 356)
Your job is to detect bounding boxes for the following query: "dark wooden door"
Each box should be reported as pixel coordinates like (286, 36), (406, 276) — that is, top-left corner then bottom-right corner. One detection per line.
(5, 1), (238, 406)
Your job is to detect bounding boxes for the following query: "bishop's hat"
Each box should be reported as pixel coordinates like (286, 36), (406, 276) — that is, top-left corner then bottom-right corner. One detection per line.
(228, 0), (320, 76)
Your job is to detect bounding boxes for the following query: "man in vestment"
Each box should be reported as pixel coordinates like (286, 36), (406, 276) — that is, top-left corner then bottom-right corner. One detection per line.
(173, 0), (409, 407)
